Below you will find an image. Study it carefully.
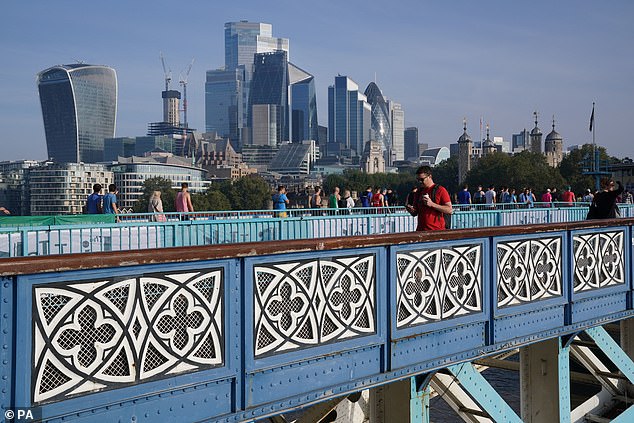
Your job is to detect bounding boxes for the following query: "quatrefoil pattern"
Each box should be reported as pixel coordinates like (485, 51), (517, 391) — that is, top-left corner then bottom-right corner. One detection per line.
(396, 245), (482, 327)
(254, 255), (375, 357)
(573, 231), (624, 292)
(497, 237), (562, 307)
(33, 270), (223, 404)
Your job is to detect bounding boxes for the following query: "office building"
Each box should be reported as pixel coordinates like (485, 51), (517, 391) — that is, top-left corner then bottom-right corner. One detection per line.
(328, 76), (371, 158)
(206, 21), (289, 148)
(389, 101), (405, 162)
(289, 64), (318, 143)
(512, 129), (529, 152)
(205, 68), (244, 143)
(404, 127), (419, 161)
(110, 155), (208, 210)
(249, 51), (289, 144)
(269, 141), (317, 175)
(364, 83), (392, 155)
(37, 64), (117, 163)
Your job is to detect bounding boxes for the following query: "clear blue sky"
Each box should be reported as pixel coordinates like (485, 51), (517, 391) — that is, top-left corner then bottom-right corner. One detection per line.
(1, 0), (632, 161)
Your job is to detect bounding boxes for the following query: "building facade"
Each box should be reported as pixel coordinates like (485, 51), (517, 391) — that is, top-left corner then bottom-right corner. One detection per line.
(249, 51), (289, 144)
(0, 160), (41, 216)
(529, 112), (543, 154)
(364, 83), (392, 157)
(29, 163), (114, 215)
(37, 64), (117, 163)
(457, 120), (473, 185)
(289, 64), (318, 143)
(328, 76), (371, 158)
(389, 100), (405, 162)
(205, 21), (289, 149)
(109, 155), (208, 210)
(404, 127), (419, 161)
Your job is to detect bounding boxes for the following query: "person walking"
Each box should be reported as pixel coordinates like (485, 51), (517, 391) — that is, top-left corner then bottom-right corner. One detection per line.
(103, 184), (120, 221)
(148, 191), (165, 222)
(405, 165), (453, 231)
(272, 185), (289, 217)
(176, 182), (194, 220)
(328, 186), (340, 214)
(587, 179), (624, 219)
(85, 183), (103, 214)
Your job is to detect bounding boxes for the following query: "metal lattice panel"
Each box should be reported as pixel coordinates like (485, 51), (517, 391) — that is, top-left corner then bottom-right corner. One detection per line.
(497, 237), (563, 307)
(32, 269), (224, 404)
(573, 231), (625, 292)
(396, 245), (482, 328)
(254, 255), (375, 357)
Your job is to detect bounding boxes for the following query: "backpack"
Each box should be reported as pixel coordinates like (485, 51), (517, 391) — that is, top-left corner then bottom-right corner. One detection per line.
(431, 184), (452, 229)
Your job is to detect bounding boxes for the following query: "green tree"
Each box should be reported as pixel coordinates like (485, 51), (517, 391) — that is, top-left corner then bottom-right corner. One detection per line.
(465, 151), (565, 195)
(559, 144), (611, 195)
(207, 175), (271, 210)
(133, 177), (176, 213)
(431, 157), (459, 195)
(204, 190), (231, 211)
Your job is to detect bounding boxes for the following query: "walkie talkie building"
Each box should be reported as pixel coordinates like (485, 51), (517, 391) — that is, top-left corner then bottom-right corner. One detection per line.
(37, 64), (117, 163)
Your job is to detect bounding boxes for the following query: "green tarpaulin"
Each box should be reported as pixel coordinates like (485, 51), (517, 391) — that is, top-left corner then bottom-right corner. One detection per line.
(0, 214), (115, 228)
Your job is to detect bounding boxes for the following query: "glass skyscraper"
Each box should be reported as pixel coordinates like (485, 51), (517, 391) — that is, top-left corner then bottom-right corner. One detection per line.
(249, 51), (289, 144)
(364, 82), (392, 155)
(289, 63), (318, 143)
(37, 64), (117, 163)
(328, 76), (371, 157)
(205, 21), (289, 148)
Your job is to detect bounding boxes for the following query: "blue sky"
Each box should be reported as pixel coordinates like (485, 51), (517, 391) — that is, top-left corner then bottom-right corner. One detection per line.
(1, 0), (633, 161)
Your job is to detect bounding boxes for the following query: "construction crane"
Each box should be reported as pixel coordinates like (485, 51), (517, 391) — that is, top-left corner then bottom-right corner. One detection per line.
(159, 52), (172, 91)
(179, 58), (195, 129)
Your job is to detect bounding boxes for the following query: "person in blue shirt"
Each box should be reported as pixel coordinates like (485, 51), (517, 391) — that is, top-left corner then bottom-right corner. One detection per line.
(272, 185), (289, 217)
(360, 186), (373, 209)
(103, 184), (120, 220)
(85, 183), (103, 214)
(457, 184), (472, 206)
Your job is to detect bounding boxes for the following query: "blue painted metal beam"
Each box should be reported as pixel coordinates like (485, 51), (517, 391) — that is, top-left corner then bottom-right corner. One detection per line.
(447, 362), (522, 423)
(586, 326), (634, 383)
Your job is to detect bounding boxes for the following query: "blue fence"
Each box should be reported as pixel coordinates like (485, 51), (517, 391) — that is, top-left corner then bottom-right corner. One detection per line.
(0, 204), (632, 257)
(0, 218), (632, 422)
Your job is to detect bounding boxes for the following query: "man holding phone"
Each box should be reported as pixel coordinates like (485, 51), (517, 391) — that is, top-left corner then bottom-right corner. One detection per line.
(405, 166), (453, 231)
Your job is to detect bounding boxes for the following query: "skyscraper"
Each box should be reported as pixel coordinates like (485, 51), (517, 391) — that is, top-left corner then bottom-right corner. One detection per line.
(37, 64), (117, 163)
(289, 63), (318, 143)
(404, 127), (419, 161)
(205, 21), (289, 148)
(249, 51), (289, 144)
(364, 82), (392, 154)
(328, 76), (371, 157)
(389, 100), (404, 162)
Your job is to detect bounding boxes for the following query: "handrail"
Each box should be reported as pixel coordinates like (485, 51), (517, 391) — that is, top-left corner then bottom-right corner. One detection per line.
(2, 217), (630, 277)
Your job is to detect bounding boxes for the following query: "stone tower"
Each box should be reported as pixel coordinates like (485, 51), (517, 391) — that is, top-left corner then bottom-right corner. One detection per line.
(544, 116), (564, 167)
(529, 111), (543, 154)
(457, 118), (473, 185)
(482, 124), (496, 156)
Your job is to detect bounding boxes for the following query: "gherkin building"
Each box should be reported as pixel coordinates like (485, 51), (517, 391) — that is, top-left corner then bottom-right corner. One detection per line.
(364, 82), (391, 153)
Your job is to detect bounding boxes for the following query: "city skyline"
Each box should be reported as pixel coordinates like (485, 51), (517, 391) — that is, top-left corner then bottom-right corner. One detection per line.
(1, 0), (633, 161)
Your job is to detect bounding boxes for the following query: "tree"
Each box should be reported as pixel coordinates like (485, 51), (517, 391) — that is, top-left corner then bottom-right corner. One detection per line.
(323, 170), (416, 206)
(464, 151), (565, 195)
(559, 144), (611, 195)
(133, 177), (176, 213)
(206, 175), (271, 211)
(431, 157), (459, 195)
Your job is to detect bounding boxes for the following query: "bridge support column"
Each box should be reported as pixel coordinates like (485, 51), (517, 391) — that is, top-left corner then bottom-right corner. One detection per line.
(369, 375), (430, 423)
(520, 337), (571, 423)
(621, 317), (634, 396)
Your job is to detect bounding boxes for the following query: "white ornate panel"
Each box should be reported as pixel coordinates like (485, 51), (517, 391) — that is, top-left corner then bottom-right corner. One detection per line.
(573, 231), (625, 292)
(396, 245), (482, 328)
(497, 237), (562, 307)
(33, 269), (223, 404)
(254, 254), (375, 357)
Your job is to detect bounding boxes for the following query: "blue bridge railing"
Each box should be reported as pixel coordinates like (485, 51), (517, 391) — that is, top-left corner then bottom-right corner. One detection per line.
(0, 217), (632, 422)
(0, 204), (632, 257)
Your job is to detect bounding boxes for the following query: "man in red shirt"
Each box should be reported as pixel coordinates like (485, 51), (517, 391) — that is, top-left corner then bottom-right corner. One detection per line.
(561, 186), (575, 206)
(406, 166), (453, 231)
